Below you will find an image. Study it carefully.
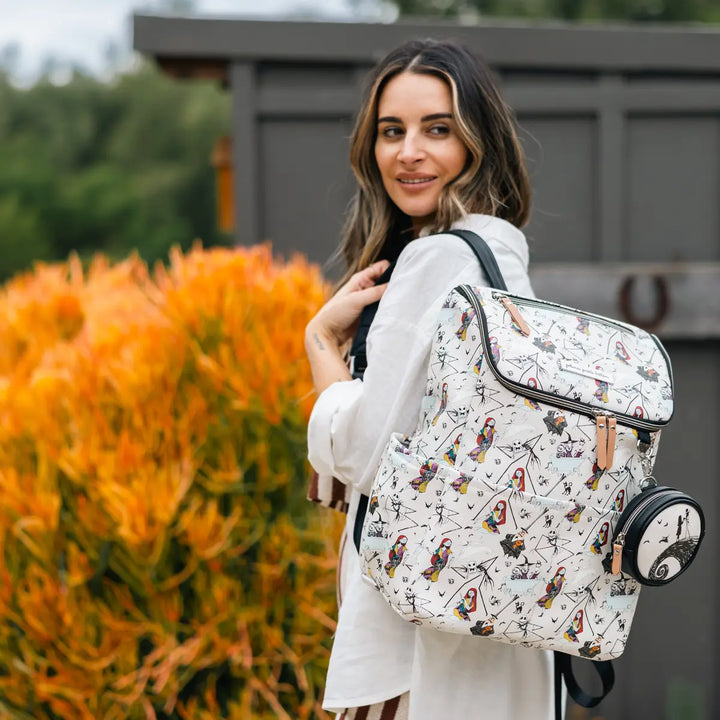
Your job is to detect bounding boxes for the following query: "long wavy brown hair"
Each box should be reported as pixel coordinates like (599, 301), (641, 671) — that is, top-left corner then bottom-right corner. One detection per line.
(337, 39), (531, 286)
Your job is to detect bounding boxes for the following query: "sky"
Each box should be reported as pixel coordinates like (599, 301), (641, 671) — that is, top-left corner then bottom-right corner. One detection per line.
(0, 0), (393, 84)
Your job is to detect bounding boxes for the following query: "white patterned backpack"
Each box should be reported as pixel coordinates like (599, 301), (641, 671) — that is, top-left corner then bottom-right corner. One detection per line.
(357, 230), (704, 714)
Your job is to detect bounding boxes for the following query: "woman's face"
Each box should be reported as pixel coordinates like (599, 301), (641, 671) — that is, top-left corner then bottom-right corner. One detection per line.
(374, 71), (468, 235)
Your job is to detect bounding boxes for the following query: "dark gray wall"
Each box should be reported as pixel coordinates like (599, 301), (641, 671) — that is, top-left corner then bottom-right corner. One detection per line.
(134, 16), (720, 720)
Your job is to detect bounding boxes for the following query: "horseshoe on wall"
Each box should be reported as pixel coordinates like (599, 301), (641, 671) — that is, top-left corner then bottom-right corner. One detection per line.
(618, 275), (670, 332)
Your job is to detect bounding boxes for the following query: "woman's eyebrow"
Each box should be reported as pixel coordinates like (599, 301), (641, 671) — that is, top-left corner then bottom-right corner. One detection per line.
(377, 113), (453, 124)
(421, 113), (453, 122)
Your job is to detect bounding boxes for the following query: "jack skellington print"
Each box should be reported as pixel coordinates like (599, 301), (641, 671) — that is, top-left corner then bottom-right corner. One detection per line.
(359, 282), (674, 661)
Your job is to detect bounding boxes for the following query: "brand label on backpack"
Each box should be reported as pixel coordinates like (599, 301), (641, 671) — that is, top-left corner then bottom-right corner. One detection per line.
(559, 359), (614, 385)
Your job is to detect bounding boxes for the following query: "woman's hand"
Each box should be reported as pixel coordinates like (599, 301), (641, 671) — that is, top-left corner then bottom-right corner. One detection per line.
(306, 260), (391, 348)
(305, 260), (390, 395)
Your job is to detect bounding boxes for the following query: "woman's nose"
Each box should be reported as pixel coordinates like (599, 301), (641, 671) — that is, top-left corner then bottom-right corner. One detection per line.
(397, 131), (425, 164)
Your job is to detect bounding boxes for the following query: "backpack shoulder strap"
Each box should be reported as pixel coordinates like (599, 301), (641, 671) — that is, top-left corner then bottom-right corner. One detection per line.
(554, 653), (615, 719)
(348, 260), (396, 380)
(444, 229), (509, 292)
(351, 229), (508, 379)
(348, 227), (507, 379)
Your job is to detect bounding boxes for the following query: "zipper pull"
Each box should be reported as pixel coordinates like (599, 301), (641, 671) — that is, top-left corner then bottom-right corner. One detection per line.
(596, 414), (608, 470)
(606, 415), (617, 470)
(611, 533), (624, 575)
(499, 297), (530, 336)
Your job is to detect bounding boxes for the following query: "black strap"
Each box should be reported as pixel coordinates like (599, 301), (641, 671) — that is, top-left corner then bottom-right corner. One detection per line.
(554, 652), (615, 719)
(353, 493), (369, 553)
(444, 229), (508, 291)
(348, 230), (508, 379)
(348, 260), (396, 380)
(554, 653), (563, 720)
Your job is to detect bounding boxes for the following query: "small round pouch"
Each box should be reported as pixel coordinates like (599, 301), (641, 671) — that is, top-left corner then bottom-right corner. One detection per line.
(611, 484), (705, 586)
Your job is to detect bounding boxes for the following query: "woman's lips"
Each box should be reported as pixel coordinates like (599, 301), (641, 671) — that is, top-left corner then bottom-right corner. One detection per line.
(397, 176), (437, 189)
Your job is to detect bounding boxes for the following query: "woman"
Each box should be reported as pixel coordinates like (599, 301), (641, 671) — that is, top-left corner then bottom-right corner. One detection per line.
(306, 40), (553, 720)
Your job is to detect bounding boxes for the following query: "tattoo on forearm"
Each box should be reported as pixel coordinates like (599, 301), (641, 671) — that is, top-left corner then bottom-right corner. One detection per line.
(312, 333), (325, 351)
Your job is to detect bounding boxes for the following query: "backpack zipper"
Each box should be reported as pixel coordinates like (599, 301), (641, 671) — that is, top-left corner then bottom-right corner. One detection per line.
(487, 290), (675, 407)
(456, 285), (668, 433)
(491, 290), (634, 335)
(498, 296), (530, 336)
(595, 412), (617, 470)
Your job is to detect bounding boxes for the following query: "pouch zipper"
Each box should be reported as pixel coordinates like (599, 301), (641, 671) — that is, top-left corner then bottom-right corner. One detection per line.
(611, 488), (683, 574)
(457, 285), (668, 433)
(611, 535), (624, 575)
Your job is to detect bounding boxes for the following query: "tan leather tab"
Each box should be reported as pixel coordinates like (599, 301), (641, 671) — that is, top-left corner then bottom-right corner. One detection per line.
(611, 542), (623, 575)
(596, 415), (607, 470)
(606, 416), (617, 470)
(500, 297), (530, 336)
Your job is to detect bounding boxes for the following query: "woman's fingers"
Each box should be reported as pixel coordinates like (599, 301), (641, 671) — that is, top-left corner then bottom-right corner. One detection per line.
(338, 260), (391, 295)
(309, 281), (389, 347)
(363, 258), (391, 281)
(355, 282), (388, 306)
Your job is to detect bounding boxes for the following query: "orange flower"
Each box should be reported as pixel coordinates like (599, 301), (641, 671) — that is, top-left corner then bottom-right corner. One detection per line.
(0, 243), (339, 719)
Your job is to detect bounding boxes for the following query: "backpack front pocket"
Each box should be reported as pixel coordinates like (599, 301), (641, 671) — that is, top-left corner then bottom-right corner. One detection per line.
(360, 434), (640, 661)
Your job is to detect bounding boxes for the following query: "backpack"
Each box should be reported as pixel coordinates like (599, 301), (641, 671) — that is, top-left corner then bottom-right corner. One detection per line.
(356, 230), (704, 716)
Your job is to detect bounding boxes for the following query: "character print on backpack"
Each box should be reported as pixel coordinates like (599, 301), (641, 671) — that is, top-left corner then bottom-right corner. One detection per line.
(360, 281), (678, 662)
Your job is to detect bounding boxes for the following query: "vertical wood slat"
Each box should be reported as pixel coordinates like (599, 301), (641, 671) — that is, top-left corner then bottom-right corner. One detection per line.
(229, 62), (259, 246)
(598, 74), (625, 262)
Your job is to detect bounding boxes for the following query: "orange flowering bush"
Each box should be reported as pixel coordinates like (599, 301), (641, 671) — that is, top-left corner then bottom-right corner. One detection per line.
(0, 244), (343, 719)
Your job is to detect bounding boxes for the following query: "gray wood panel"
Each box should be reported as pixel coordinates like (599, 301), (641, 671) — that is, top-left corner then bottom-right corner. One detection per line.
(519, 117), (598, 263)
(505, 80), (720, 113)
(258, 119), (355, 270)
(530, 263), (720, 339)
(598, 75), (625, 262)
(627, 117), (720, 262)
(229, 62), (259, 247)
(258, 64), (358, 118)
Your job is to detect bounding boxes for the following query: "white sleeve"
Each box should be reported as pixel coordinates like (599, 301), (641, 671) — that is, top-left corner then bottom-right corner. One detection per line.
(307, 234), (493, 495)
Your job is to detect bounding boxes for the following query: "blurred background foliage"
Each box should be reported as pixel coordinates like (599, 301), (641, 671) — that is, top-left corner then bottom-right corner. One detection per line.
(0, 60), (232, 282)
(391, 0), (720, 21)
(0, 0), (718, 283)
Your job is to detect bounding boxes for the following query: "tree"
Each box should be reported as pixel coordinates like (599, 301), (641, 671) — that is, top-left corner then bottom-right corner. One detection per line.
(0, 61), (232, 280)
(389, 0), (720, 21)
(0, 43), (21, 78)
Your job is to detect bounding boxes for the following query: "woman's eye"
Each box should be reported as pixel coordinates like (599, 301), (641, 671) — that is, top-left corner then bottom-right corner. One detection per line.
(382, 126), (403, 138)
(429, 125), (450, 136)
